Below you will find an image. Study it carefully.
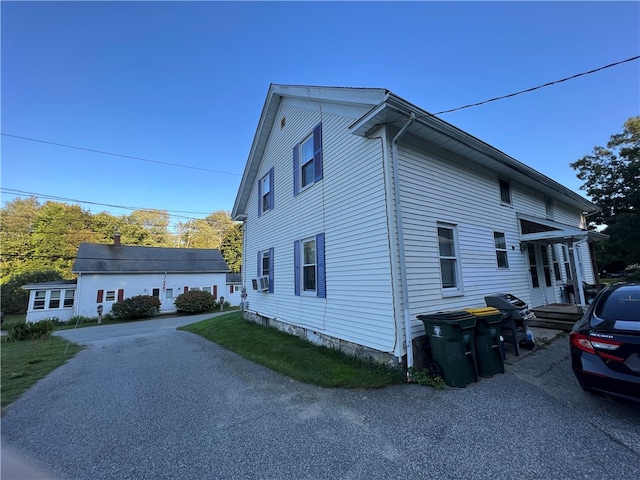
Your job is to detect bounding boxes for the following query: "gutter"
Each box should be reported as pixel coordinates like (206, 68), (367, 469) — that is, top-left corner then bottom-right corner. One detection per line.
(391, 113), (416, 373)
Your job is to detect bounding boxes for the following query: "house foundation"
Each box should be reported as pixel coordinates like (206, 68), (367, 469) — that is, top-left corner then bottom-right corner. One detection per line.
(243, 310), (402, 367)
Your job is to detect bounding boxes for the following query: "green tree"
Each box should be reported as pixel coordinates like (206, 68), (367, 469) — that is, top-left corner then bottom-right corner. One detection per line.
(220, 223), (243, 273)
(176, 210), (235, 249)
(571, 116), (640, 271)
(0, 269), (63, 314)
(30, 201), (96, 277)
(121, 210), (173, 247)
(0, 197), (40, 278)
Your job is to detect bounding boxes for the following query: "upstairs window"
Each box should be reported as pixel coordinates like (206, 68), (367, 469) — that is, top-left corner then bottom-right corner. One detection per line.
(258, 167), (274, 217)
(494, 232), (509, 269)
(293, 123), (323, 195)
(499, 179), (511, 205)
(545, 196), (555, 219)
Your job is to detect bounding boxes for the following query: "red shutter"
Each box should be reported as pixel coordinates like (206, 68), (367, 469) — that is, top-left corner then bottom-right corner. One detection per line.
(117, 289), (124, 302)
(184, 286), (189, 293)
(97, 290), (104, 303)
(213, 285), (218, 299)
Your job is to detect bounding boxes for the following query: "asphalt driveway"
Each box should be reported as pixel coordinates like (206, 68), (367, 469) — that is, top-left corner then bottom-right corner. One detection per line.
(2, 315), (639, 480)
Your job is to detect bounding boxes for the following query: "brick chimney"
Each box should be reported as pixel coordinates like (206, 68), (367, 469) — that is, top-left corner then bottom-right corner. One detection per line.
(114, 233), (121, 246)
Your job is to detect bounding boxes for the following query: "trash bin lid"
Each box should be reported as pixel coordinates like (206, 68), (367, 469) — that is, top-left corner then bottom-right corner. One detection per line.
(417, 311), (476, 327)
(465, 307), (501, 316)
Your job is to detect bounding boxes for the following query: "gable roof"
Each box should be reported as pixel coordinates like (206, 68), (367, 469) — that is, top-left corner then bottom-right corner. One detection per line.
(232, 84), (389, 220)
(226, 273), (241, 284)
(72, 243), (230, 274)
(232, 84), (598, 220)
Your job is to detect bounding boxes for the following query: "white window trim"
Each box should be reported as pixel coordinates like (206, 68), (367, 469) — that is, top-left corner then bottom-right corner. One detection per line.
(261, 172), (271, 213)
(299, 134), (315, 192)
(105, 290), (116, 302)
(300, 236), (317, 296)
(260, 250), (270, 278)
(494, 232), (509, 269)
(437, 223), (464, 297)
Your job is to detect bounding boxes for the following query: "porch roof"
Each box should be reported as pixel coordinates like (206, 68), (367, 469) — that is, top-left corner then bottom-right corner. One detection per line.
(517, 213), (608, 243)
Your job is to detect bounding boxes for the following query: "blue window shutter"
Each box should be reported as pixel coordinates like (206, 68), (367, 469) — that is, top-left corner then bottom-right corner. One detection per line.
(257, 176), (263, 217)
(316, 233), (326, 298)
(269, 167), (274, 211)
(257, 250), (261, 276)
(313, 123), (323, 182)
(293, 144), (300, 196)
(268, 247), (274, 293)
(294, 240), (300, 296)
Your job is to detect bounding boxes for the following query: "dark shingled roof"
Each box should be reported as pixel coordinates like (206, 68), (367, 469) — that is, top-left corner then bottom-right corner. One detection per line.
(226, 273), (241, 284)
(72, 243), (230, 274)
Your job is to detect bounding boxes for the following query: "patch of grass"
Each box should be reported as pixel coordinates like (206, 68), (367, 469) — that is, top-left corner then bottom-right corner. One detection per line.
(1, 313), (26, 331)
(180, 311), (405, 389)
(1, 336), (83, 411)
(408, 367), (448, 389)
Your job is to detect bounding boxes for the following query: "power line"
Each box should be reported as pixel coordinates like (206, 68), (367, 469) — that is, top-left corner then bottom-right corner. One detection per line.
(0, 133), (243, 177)
(432, 55), (640, 116)
(0, 188), (219, 219)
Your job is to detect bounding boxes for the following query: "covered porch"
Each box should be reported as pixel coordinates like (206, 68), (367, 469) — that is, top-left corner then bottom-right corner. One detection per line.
(518, 213), (608, 308)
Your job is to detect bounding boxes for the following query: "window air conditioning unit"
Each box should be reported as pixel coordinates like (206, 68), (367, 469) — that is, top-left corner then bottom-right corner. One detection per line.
(251, 276), (269, 292)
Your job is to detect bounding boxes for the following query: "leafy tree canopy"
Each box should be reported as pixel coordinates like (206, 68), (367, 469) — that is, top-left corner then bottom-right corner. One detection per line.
(571, 116), (640, 271)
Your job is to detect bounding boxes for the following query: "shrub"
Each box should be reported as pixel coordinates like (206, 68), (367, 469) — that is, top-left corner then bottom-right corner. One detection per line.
(7, 319), (56, 342)
(174, 290), (216, 314)
(110, 295), (160, 320)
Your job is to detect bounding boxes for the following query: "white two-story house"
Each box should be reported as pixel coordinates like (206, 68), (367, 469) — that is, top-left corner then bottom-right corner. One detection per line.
(231, 84), (604, 367)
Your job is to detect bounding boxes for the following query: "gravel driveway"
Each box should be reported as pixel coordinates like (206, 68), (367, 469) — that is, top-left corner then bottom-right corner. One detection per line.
(2, 316), (639, 480)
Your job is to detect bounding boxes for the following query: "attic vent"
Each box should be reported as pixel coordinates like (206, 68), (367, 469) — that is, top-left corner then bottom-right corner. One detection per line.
(280, 117), (286, 129)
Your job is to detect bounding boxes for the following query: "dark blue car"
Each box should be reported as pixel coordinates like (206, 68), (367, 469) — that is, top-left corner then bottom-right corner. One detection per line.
(570, 283), (640, 404)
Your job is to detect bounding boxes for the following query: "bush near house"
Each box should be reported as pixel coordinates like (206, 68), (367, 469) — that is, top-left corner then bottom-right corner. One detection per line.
(174, 290), (216, 314)
(6, 319), (56, 342)
(110, 295), (161, 320)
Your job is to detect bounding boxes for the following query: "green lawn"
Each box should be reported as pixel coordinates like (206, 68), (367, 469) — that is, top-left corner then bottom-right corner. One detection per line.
(179, 311), (405, 388)
(1, 336), (83, 410)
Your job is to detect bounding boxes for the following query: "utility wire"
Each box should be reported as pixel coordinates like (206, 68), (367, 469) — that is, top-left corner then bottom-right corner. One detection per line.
(432, 55), (640, 116)
(0, 133), (243, 177)
(0, 188), (217, 218)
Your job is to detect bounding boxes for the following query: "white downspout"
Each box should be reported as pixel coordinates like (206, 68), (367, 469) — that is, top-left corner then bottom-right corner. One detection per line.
(391, 113), (416, 372)
(572, 238), (588, 306)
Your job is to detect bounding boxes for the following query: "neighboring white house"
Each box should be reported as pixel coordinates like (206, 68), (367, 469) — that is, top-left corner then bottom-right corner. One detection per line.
(24, 235), (230, 322)
(225, 273), (242, 306)
(231, 84), (606, 366)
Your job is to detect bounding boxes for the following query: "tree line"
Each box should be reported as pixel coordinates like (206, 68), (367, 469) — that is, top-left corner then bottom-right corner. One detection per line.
(0, 197), (243, 280)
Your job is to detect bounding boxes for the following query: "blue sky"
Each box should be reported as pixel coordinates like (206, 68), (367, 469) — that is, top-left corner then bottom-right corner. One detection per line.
(2, 1), (639, 227)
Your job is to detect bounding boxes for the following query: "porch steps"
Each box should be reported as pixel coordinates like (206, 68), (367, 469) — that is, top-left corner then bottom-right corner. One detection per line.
(529, 303), (584, 331)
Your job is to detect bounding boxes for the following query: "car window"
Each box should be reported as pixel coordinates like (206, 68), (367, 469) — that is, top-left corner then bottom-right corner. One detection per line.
(591, 286), (640, 331)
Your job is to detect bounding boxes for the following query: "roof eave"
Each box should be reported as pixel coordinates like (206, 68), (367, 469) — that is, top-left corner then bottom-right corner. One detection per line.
(350, 95), (598, 213)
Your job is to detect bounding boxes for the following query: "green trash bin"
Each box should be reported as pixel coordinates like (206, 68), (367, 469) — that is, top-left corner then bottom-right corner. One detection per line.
(417, 311), (478, 387)
(465, 307), (505, 378)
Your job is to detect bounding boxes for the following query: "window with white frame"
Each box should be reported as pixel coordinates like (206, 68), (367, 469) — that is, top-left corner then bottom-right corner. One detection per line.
(202, 286), (211, 294)
(48, 290), (61, 309)
(438, 224), (461, 292)
(294, 234), (326, 298)
(293, 124), (323, 195)
(105, 290), (116, 302)
(257, 247), (274, 293)
(34, 291), (46, 310)
(258, 168), (274, 217)
(494, 232), (509, 268)
(302, 238), (317, 292)
(165, 288), (173, 299)
(64, 290), (75, 308)
(499, 179), (511, 205)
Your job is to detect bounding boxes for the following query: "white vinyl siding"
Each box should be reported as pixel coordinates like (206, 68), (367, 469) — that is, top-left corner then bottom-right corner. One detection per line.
(243, 99), (396, 353)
